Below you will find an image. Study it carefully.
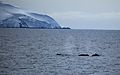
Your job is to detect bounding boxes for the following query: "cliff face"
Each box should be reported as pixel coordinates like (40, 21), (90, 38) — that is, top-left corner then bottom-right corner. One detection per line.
(0, 2), (61, 29)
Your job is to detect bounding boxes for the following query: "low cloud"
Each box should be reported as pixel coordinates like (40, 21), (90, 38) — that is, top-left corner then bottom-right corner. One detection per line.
(49, 11), (120, 29)
(50, 11), (120, 20)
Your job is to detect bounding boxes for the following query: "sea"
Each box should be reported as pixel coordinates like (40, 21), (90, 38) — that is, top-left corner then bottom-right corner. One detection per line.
(0, 28), (120, 75)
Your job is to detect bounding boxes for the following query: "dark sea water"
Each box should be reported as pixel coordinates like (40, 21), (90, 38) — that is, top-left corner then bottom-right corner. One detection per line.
(0, 28), (120, 75)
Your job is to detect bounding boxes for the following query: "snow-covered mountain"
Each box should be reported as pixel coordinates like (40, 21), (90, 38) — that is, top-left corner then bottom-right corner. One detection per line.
(0, 2), (61, 28)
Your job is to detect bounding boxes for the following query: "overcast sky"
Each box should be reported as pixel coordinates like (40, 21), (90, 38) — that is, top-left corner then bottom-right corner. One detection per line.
(1, 0), (120, 29)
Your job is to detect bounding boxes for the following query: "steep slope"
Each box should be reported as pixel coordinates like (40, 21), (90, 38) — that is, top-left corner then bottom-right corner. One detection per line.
(28, 13), (60, 28)
(0, 2), (61, 28)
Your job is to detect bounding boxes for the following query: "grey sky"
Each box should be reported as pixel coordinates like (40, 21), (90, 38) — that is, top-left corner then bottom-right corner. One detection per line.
(1, 0), (120, 29)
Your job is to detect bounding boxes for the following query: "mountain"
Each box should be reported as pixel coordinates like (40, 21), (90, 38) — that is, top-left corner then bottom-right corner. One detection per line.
(0, 2), (61, 29)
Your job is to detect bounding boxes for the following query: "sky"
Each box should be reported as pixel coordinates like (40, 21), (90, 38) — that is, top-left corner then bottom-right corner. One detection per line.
(1, 0), (120, 29)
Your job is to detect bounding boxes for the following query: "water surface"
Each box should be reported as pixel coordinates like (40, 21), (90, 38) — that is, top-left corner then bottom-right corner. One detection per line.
(0, 28), (120, 75)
